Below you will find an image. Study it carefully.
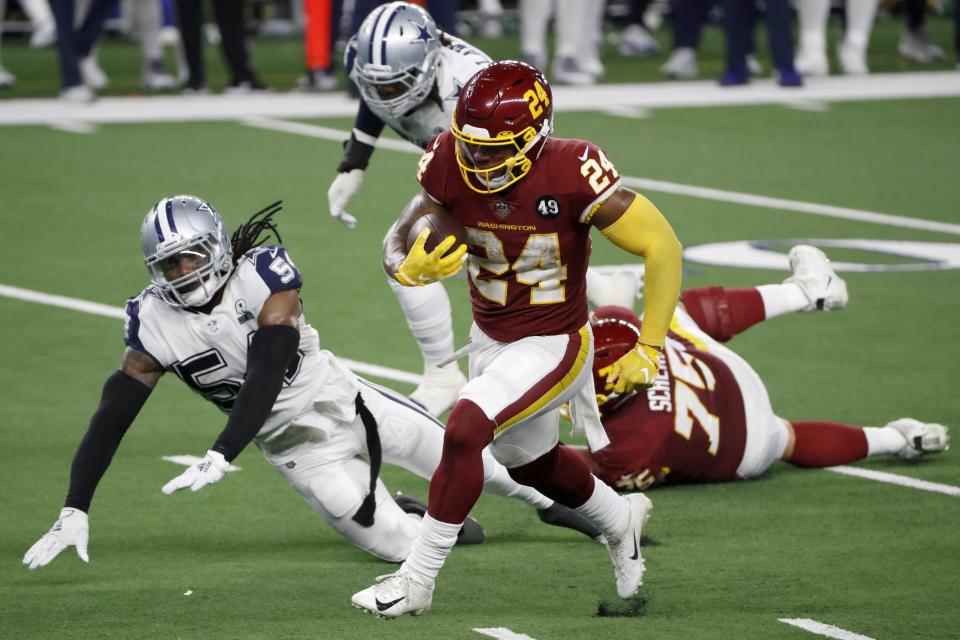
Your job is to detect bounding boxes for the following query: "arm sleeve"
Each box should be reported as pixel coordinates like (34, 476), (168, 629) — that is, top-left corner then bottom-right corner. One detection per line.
(337, 101), (386, 172)
(65, 370), (153, 512)
(209, 324), (300, 461)
(599, 193), (682, 348)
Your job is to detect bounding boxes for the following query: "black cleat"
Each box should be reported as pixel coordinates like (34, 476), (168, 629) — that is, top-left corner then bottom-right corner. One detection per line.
(537, 503), (604, 542)
(394, 494), (486, 545)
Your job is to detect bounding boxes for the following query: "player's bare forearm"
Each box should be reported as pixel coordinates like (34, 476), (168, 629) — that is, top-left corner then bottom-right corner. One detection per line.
(592, 188), (682, 347)
(120, 347), (164, 388)
(382, 189), (446, 277)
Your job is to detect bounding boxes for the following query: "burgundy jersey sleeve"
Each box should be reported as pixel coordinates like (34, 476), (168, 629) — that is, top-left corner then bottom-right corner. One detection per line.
(416, 131), (456, 205)
(546, 138), (623, 224)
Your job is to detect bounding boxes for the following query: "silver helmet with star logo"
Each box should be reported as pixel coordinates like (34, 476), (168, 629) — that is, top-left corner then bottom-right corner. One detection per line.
(350, 2), (442, 117)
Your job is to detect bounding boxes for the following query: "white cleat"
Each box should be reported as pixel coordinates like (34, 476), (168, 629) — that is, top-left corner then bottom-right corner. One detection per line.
(885, 419), (950, 460)
(587, 270), (641, 310)
(794, 47), (829, 76)
(409, 362), (467, 417)
(785, 245), (848, 312)
(837, 41), (869, 75)
(661, 47), (698, 79)
(898, 30), (945, 63)
(551, 57), (597, 86)
(352, 570), (434, 618)
(30, 19), (57, 49)
(606, 493), (653, 599)
(59, 84), (96, 103)
(80, 55), (108, 90)
(0, 65), (15, 88)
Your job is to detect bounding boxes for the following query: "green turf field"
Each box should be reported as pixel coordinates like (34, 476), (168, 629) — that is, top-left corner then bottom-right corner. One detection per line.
(1, 90), (958, 639)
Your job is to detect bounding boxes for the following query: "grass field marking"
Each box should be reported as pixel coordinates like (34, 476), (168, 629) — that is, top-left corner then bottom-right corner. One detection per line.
(472, 628), (539, 640)
(241, 116), (960, 237)
(240, 116), (420, 153)
(827, 465), (960, 497)
(3, 71), (959, 126)
(48, 120), (98, 134)
(779, 617), (876, 640)
(0, 282), (424, 386)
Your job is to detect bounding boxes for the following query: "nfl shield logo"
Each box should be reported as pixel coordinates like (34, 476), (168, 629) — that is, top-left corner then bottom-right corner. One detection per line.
(493, 201), (509, 220)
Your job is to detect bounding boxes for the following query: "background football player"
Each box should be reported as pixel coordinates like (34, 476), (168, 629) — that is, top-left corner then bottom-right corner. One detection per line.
(326, 1), (638, 417)
(576, 245), (950, 490)
(22, 195), (604, 572)
(352, 61), (683, 617)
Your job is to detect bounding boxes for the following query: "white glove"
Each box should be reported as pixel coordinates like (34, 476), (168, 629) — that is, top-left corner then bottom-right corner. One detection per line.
(161, 450), (230, 495)
(23, 507), (89, 570)
(327, 169), (364, 229)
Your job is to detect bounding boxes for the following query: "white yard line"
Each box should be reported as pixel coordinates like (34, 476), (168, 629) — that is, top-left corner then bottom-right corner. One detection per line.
(827, 466), (960, 497)
(2, 71), (958, 126)
(0, 283), (423, 386)
(472, 628), (539, 640)
(779, 618), (876, 640)
(241, 116), (960, 237)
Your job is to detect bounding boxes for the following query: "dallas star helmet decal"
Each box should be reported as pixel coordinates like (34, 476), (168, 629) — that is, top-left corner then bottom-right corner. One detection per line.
(411, 20), (435, 47)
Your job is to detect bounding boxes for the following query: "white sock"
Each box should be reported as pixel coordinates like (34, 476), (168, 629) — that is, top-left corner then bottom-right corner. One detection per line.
(574, 479), (630, 542)
(555, 0), (584, 59)
(402, 513), (461, 585)
(796, 0), (830, 53)
(19, 0), (53, 26)
(520, 0), (552, 60)
(132, 0), (164, 62)
(389, 278), (455, 364)
(864, 426), (907, 456)
(844, 0), (878, 49)
(756, 283), (810, 318)
(480, 449), (553, 509)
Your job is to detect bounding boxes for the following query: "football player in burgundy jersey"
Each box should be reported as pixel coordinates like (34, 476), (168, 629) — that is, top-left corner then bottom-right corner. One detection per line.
(353, 61), (683, 617)
(574, 246), (949, 491)
(327, 2), (639, 419)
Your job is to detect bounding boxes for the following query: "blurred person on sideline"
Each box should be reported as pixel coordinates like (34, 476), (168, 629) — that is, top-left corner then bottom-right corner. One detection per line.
(794, 0), (878, 75)
(174, 0), (264, 92)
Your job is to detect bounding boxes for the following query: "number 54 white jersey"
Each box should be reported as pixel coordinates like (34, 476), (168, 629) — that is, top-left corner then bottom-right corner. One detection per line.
(123, 245), (358, 443)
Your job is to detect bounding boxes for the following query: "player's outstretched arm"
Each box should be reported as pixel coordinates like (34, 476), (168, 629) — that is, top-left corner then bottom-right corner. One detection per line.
(162, 290), (301, 495)
(23, 348), (161, 570)
(327, 103), (388, 229)
(382, 189), (466, 287)
(591, 188), (683, 392)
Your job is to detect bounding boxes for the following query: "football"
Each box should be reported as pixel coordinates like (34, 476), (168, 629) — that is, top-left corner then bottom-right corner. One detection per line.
(406, 212), (467, 256)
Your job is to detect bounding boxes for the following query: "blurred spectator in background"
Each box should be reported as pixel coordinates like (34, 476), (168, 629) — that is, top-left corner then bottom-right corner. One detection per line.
(720, 0), (800, 86)
(520, 0), (606, 85)
(48, 0), (118, 102)
(660, 0), (711, 78)
(175, 0), (264, 92)
(0, 0), (14, 87)
(300, 0), (341, 90)
(898, 0), (945, 63)
(794, 0), (877, 75)
(80, 0), (178, 90)
(618, 0), (661, 58)
(21, 0), (57, 48)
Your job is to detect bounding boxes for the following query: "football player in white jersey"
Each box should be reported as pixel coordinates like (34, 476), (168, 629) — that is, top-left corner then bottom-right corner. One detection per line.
(22, 195), (604, 571)
(327, 1), (638, 417)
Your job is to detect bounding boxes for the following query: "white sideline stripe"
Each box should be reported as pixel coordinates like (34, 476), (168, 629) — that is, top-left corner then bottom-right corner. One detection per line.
(619, 177), (960, 236)
(472, 628), (538, 640)
(1, 71), (958, 125)
(779, 618), (876, 640)
(240, 116), (420, 153)
(827, 465), (960, 497)
(0, 283), (424, 386)
(241, 117), (960, 237)
(48, 119), (98, 134)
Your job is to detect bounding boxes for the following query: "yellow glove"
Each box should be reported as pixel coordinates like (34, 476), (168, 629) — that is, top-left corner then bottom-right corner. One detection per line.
(395, 228), (468, 287)
(607, 342), (662, 394)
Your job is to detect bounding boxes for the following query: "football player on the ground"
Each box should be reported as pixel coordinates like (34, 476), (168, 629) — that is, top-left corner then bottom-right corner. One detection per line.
(326, 1), (638, 418)
(352, 60), (683, 617)
(21, 195), (604, 571)
(574, 245), (949, 490)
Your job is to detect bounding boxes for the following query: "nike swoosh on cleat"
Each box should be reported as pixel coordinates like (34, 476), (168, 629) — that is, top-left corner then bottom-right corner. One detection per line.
(578, 146), (589, 161)
(629, 535), (640, 561)
(376, 596), (405, 612)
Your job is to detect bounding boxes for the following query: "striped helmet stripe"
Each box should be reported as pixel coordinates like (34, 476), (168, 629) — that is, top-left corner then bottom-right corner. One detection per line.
(164, 199), (178, 234)
(153, 207), (164, 242)
(370, 4), (399, 66)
